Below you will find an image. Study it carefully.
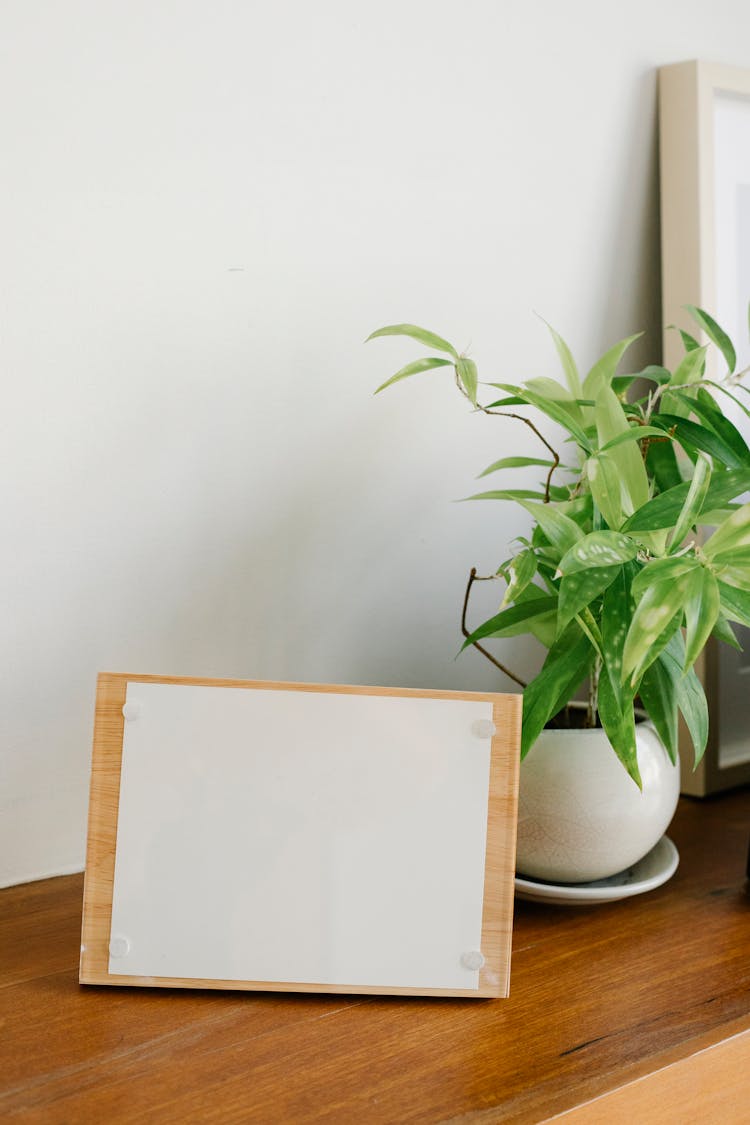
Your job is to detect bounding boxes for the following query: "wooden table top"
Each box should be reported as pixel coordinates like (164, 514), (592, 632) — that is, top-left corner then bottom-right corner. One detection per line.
(2, 790), (749, 1123)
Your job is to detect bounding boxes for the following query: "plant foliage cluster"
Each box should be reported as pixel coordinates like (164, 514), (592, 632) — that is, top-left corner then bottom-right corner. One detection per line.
(370, 308), (750, 786)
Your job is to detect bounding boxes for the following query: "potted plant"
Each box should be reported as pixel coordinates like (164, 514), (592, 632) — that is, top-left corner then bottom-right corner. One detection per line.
(369, 309), (750, 883)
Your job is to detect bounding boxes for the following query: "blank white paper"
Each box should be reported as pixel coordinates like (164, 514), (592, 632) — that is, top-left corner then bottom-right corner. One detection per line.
(108, 683), (493, 990)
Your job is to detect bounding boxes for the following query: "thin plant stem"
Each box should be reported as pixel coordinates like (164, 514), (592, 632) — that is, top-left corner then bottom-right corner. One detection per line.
(586, 655), (601, 728)
(461, 568), (527, 689)
(453, 372), (561, 502)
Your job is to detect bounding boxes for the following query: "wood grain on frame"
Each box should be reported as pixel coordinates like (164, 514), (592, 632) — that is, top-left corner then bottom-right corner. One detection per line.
(79, 673), (521, 998)
(659, 60), (750, 794)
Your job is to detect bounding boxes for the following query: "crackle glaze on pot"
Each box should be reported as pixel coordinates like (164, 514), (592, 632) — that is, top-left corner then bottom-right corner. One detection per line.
(516, 719), (680, 883)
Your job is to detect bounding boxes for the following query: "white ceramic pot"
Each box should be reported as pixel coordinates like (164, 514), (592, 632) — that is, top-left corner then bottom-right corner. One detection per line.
(516, 717), (680, 883)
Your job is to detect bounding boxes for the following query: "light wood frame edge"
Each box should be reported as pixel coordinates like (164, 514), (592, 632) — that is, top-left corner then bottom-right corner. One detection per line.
(659, 59), (750, 795)
(80, 673), (521, 998)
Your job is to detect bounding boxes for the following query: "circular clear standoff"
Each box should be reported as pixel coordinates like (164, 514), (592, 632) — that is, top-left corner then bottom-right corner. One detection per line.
(461, 950), (486, 971)
(109, 935), (131, 959)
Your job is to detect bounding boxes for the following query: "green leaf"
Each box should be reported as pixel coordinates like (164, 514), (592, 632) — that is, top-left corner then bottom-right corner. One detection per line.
(646, 438), (684, 492)
(610, 376), (639, 395)
(597, 425), (671, 453)
(623, 468), (750, 532)
(622, 575), (691, 684)
(514, 499), (584, 555)
(712, 613), (742, 651)
(373, 356), (453, 394)
(717, 580), (750, 628)
(558, 493), (594, 524)
(527, 610), (559, 649)
(683, 568), (720, 672)
(633, 612), (686, 691)
(484, 395), (527, 408)
(521, 626), (593, 758)
(521, 378), (586, 442)
(651, 413), (746, 468)
(488, 383), (593, 450)
(461, 595), (559, 648)
(703, 502), (750, 559)
(685, 388), (750, 466)
(657, 632), (709, 766)
(669, 452), (712, 552)
(666, 323), (701, 353)
(558, 564), (620, 633)
(638, 659), (678, 764)
(702, 379), (750, 424)
(466, 489), (553, 502)
(712, 547), (750, 568)
(586, 452), (625, 530)
(583, 333), (643, 399)
(598, 671), (640, 786)
(714, 564), (750, 590)
(595, 385), (649, 516)
(685, 305), (736, 374)
(598, 563), (639, 784)
(628, 364), (673, 386)
(542, 319), (582, 398)
(631, 556), (700, 600)
(501, 549), (537, 607)
(456, 356), (478, 405)
(366, 323), (458, 358)
(623, 486), (688, 532)
(523, 377), (583, 421)
(557, 531), (639, 575)
(477, 456), (559, 478)
(644, 364), (676, 382)
(668, 344), (708, 388)
(600, 567), (632, 695)
(523, 375), (578, 402)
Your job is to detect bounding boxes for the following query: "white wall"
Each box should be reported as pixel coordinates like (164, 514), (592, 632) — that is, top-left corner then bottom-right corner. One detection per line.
(2, 0), (750, 886)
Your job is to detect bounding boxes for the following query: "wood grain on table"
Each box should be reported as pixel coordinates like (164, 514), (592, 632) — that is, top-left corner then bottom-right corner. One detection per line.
(2, 790), (749, 1123)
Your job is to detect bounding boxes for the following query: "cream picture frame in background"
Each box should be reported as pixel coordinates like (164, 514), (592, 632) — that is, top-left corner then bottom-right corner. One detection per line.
(79, 673), (521, 998)
(660, 59), (750, 794)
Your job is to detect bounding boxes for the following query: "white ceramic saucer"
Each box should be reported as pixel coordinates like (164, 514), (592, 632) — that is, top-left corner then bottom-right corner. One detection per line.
(514, 835), (679, 905)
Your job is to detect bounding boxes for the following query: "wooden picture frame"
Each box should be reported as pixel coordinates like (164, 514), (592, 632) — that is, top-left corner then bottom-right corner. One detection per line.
(80, 673), (521, 998)
(659, 60), (750, 795)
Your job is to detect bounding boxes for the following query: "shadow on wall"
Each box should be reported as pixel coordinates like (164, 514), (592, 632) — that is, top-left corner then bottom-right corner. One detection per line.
(74, 395), (462, 690)
(598, 68), (663, 364)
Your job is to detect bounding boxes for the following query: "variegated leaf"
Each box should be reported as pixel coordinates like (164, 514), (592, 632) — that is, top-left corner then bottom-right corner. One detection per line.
(703, 502), (750, 559)
(595, 385), (649, 516)
(558, 564), (620, 634)
(622, 574), (691, 684)
(521, 625), (593, 758)
(558, 531), (639, 576)
(501, 549), (537, 607)
(638, 659), (679, 765)
(586, 452), (624, 530)
(656, 632), (709, 766)
(683, 568), (720, 672)
(631, 556), (700, 600)
(598, 671), (639, 786)
(668, 453), (711, 552)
